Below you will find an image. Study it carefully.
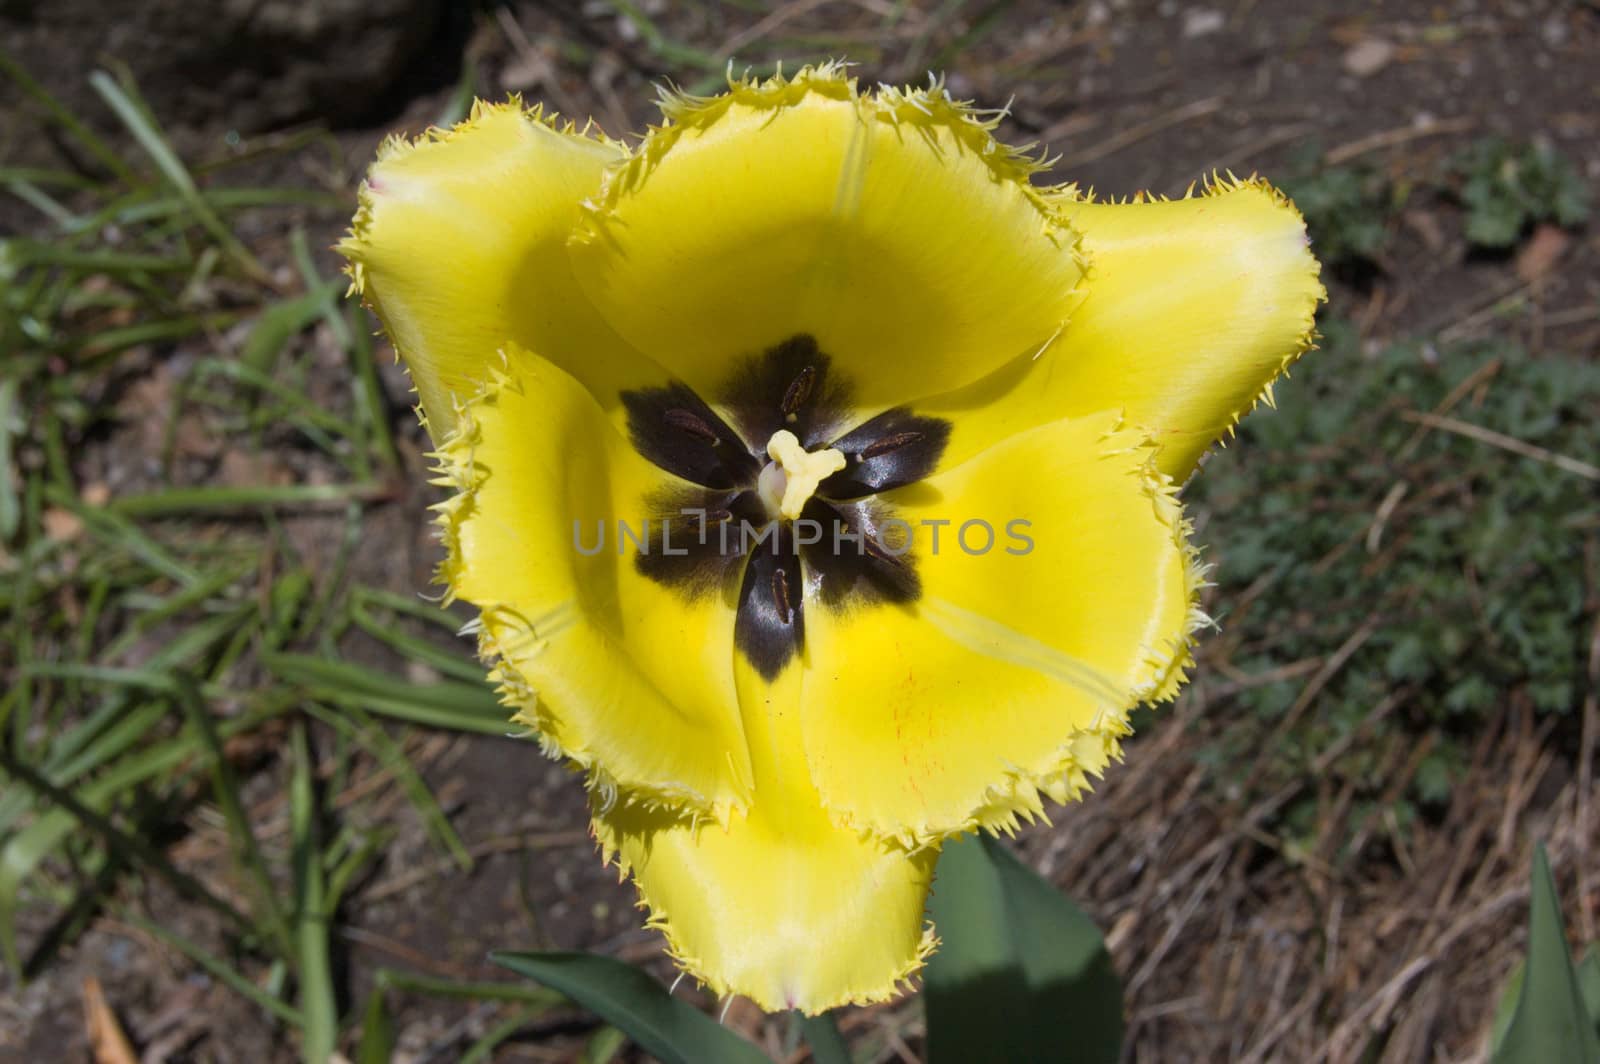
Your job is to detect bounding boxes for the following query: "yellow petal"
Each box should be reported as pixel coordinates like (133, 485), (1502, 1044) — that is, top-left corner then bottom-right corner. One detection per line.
(800, 410), (1199, 843)
(339, 100), (662, 437)
(436, 344), (754, 817)
(595, 655), (936, 1014)
(919, 178), (1325, 480)
(570, 66), (1081, 412)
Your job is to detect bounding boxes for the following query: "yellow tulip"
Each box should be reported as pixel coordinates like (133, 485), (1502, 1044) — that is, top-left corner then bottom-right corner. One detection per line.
(339, 62), (1324, 1014)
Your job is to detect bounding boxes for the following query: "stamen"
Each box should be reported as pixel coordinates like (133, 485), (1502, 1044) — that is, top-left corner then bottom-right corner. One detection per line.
(780, 365), (816, 414)
(860, 430), (925, 459)
(663, 407), (720, 444)
(771, 567), (793, 625)
(762, 430), (847, 520)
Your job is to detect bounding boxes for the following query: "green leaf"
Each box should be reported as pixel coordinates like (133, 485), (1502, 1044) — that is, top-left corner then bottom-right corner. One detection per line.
(372, 967), (561, 1008)
(1578, 949), (1600, 1033)
(87, 68), (267, 281)
(263, 653), (510, 735)
(581, 1026), (629, 1064)
(240, 284), (341, 376)
(173, 674), (293, 960)
(301, 703), (471, 870)
(459, 1009), (540, 1064)
(118, 909), (301, 1025)
(1490, 960), (1525, 1056)
(0, 51), (136, 183)
(924, 834), (1123, 1064)
(491, 951), (769, 1064)
(291, 723), (338, 1064)
(1491, 845), (1600, 1063)
(107, 482), (386, 517)
(0, 698), (284, 975)
(800, 1011), (851, 1064)
(356, 989), (396, 1064)
(0, 377), (20, 541)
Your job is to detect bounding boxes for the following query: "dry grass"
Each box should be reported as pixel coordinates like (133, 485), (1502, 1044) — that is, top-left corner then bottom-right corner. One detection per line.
(1037, 680), (1594, 1062)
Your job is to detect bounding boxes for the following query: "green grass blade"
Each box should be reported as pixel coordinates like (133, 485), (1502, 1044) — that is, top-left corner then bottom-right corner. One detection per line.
(373, 968), (564, 1007)
(43, 484), (199, 586)
(302, 703), (471, 870)
(185, 358), (368, 443)
(1491, 960), (1526, 1057)
(0, 698), (285, 981)
(288, 228), (353, 349)
(459, 1009), (540, 1064)
(346, 597), (483, 684)
(0, 166), (96, 189)
(291, 723), (338, 1064)
(107, 482), (388, 517)
(6, 177), (80, 228)
(355, 988), (396, 1064)
(240, 283), (341, 376)
(78, 312), (240, 360)
(21, 664), (187, 689)
(0, 377), (20, 540)
(606, 0), (724, 71)
(50, 607), (249, 771)
(263, 653), (509, 735)
(0, 696), (168, 834)
(289, 228), (397, 474)
(7, 243), (194, 273)
(581, 1025), (629, 1064)
(0, 749), (251, 950)
(172, 674), (294, 959)
(116, 564), (250, 639)
(109, 187), (343, 226)
(349, 587), (464, 634)
(87, 69), (268, 281)
(117, 908), (303, 1026)
(0, 50), (135, 182)
(323, 827), (384, 915)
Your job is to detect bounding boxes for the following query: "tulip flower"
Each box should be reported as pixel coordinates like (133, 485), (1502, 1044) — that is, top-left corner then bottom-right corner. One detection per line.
(340, 62), (1323, 1014)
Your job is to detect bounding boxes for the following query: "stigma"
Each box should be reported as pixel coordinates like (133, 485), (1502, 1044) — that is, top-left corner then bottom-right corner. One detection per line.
(758, 430), (846, 520)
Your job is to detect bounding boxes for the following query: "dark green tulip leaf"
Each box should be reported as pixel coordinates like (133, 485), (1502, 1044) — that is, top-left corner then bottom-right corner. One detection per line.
(800, 1010), (851, 1064)
(925, 834), (1122, 1064)
(1491, 845), (1600, 1063)
(1489, 960), (1526, 1056)
(491, 951), (769, 1064)
(1578, 949), (1600, 1032)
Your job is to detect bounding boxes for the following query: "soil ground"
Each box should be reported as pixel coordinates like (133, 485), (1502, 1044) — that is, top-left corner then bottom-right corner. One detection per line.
(3, 1), (1598, 1061)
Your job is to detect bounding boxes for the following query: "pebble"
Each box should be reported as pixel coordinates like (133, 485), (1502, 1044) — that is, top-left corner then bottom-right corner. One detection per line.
(1182, 7), (1225, 37)
(1342, 38), (1397, 78)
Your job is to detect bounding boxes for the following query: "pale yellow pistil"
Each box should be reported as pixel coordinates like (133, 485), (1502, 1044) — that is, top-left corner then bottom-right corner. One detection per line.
(757, 430), (846, 521)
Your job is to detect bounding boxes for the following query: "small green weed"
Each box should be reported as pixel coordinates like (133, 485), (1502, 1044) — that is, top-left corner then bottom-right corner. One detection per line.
(1188, 321), (1600, 858)
(1283, 136), (1590, 272)
(1451, 137), (1591, 249)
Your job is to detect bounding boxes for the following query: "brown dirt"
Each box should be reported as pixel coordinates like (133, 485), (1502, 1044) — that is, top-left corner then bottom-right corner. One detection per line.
(3, 1), (1597, 1061)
